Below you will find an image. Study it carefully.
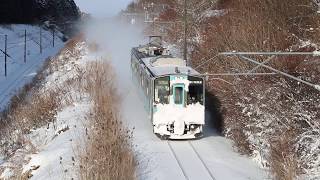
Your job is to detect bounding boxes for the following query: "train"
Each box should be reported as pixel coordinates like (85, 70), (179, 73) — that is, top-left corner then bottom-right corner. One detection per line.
(131, 36), (205, 139)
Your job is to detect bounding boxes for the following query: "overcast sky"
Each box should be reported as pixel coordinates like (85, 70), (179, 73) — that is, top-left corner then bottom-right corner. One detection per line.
(74, 0), (133, 17)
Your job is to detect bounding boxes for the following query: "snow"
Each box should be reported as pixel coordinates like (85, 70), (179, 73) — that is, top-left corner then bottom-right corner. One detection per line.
(313, 50), (320, 56)
(125, 85), (268, 179)
(0, 19), (269, 180)
(0, 37), (92, 179)
(0, 168), (13, 179)
(0, 24), (64, 111)
(0, 24), (64, 178)
(298, 39), (318, 49)
(168, 142), (215, 179)
(314, 0), (320, 13)
(22, 101), (91, 180)
(143, 57), (199, 76)
(151, 57), (186, 67)
(234, 81), (320, 179)
(153, 103), (205, 132)
(19, 42), (93, 180)
(83, 19), (268, 179)
(202, 9), (227, 18)
(164, 43), (181, 58)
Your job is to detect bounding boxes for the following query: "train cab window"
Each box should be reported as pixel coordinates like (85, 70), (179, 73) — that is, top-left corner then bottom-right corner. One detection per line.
(174, 87), (183, 104)
(188, 77), (204, 105)
(154, 77), (170, 104)
(154, 49), (163, 56)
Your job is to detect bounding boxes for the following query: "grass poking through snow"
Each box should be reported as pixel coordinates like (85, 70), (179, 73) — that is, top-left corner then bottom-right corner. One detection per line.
(77, 61), (136, 180)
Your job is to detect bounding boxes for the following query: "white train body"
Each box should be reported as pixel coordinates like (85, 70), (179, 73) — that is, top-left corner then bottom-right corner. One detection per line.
(131, 43), (205, 139)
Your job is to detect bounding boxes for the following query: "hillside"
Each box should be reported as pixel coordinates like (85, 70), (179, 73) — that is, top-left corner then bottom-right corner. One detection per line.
(123, 0), (320, 179)
(0, 24), (64, 111)
(0, 0), (80, 34)
(0, 33), (135, 180)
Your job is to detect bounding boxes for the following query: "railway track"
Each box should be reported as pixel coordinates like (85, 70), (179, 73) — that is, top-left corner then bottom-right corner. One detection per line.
(0, 59), (40, 106)
(167, 141), (216, 180)
(0, 39), (57, 110)
(0, 52), (53, 110)
(188, 141), (216, 180)
(167, 141), (190, 180)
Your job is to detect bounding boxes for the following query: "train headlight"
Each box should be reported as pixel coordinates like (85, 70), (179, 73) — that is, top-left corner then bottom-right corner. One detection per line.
(190, 125), (196, 130)
(167, 124), (174, 133)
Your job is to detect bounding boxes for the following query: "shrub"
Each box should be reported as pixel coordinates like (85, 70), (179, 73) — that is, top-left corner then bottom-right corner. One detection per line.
(77, 61), (136, 180)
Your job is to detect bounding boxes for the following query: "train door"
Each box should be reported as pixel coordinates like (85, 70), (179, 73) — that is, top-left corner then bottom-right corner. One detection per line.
(172, 84), (185, 135)
(173, 84), (185, 107)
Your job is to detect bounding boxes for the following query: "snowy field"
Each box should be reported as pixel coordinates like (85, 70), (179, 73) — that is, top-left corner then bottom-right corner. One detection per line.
(0, 40), (94, 179)
(0, 24), (64, 178)
(21, 46), (92, 179)
(84, 19), (268, 180)
(0, 24), (64, 111)
(0, 20), (268, 179)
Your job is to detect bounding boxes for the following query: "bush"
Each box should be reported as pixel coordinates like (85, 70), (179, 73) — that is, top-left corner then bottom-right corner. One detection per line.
(77, 61), (136, 180)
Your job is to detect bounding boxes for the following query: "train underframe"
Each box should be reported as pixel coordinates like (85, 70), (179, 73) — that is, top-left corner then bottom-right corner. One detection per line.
(154, 123), (203, 140)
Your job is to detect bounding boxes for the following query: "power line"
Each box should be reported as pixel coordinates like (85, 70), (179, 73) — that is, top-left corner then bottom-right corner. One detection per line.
(223, 53), (320, 91)
(196, 51), (320, 91)
(238, 55), (319, 90)
(220, 51), (319, 56)
(183, 0), (188, 63)
(203, 72), (277, 76)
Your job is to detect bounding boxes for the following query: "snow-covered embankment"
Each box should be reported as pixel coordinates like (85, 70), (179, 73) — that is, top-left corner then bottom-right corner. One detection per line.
(0, 33), (136, 179)
(0, 24), (64, 111)
(1, 36), (91, 179)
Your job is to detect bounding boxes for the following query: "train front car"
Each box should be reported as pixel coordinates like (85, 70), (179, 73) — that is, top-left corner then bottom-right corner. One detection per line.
(152, 62), (205, 139)
(131, 42), (205, 140)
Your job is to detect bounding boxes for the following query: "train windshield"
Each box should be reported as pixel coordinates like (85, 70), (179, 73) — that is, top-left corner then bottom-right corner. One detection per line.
(155, 77), (170, 104)
(188, 77), (204, 105)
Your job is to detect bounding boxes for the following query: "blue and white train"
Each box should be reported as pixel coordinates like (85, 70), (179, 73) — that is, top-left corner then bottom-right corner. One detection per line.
(131, 37), (205, 139)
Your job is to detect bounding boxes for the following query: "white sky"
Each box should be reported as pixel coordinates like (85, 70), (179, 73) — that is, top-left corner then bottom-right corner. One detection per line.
(74, 0), (133, 17)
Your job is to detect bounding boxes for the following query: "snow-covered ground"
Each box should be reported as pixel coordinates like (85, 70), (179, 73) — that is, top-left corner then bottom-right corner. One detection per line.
(84, 19), (268, 180)
(0, 24), (64, 111)
(0, 40), (94, 179)
(21, 102), (91, 179)
(0, 20), (269, 179)
(22, 41), (102, 180)
(0, 24), (64, 172)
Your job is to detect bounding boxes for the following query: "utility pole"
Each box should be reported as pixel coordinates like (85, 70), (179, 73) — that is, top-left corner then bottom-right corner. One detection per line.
(40, 26), (42, 54)
(52, 29), (55, 47)
(24, 29), (27, 63)
(152, 13), (155, 33)
(4, 35), (7, 77)
(183, 0), (188, 64)
(151, 3), (155, 34)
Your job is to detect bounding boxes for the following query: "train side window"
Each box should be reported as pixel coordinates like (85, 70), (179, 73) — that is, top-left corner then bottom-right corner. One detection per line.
(142, 73), (145, 86)
(146, 81), (150, 95)
(132, 62), (136, 72)
(135, 63), (138, 73)
(140, 70), (143, 85)
(154, 77), (170, 104)
(146, 79), (149, 95)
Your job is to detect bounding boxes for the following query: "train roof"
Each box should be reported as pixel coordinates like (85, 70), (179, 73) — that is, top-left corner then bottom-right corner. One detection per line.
(132, 46), (201, 77)
(133, 44), (163, 59)
(142, 56), (200, 77)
